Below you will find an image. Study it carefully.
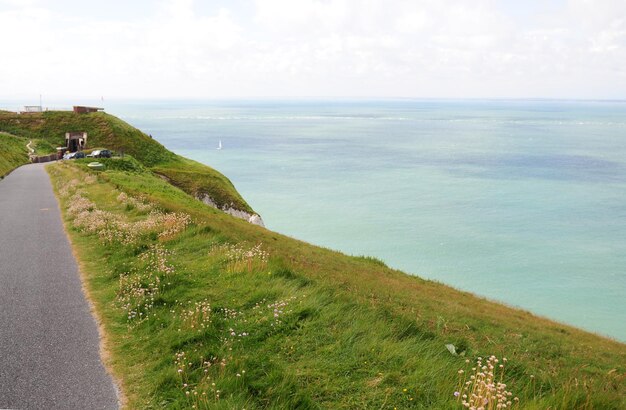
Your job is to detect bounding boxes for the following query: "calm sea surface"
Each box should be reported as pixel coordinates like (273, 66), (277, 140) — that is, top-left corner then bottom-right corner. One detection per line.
(37, 99), (626, 340)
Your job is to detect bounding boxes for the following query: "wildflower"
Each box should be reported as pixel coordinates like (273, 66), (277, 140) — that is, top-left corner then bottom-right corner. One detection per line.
(454, 355), (517, 408)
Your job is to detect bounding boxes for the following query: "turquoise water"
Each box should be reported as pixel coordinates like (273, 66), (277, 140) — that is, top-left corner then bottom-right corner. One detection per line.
(109, 100), (626, 341)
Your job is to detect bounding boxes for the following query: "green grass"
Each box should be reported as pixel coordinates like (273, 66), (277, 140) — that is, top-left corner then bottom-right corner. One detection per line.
(0, 132), (29, 177)
(0, 110), (254, 214)
(0, 110), (173, 165)
(0, 129), (60, 177)
(153, 157), (254, 213)
(30, 138), (57, 155)
(48, 161), (625, 409)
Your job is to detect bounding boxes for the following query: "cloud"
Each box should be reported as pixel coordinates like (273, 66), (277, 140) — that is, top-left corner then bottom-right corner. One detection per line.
(0, 0), (624, 99)
(0, 0), (246, 98)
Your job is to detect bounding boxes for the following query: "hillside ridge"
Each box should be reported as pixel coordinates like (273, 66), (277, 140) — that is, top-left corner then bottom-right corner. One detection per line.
(0, 110), (262, 224)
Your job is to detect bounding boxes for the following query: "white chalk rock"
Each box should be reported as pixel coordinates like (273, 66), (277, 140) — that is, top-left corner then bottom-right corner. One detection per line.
(248, 214), (265, 227)
(197, 193), (264, 227)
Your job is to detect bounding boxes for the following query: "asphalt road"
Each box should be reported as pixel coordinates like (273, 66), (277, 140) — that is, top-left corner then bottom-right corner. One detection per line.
(0, 163), (119, 410)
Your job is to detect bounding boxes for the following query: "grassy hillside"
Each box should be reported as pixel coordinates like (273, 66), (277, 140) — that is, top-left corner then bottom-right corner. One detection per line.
(0, 132), (29, 177)
(47, 159), (625, 409)
(0, 110), (253, 213)
(153, 157), (254, 214)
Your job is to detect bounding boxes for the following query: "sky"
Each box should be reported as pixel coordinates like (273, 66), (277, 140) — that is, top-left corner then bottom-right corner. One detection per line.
(1, 0), (625, 100)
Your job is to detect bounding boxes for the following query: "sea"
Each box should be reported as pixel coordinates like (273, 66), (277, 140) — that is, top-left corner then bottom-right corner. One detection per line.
(5, 98), (626, 341)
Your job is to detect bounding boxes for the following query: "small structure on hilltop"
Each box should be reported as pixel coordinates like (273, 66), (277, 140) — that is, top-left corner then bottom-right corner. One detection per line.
(73, 106), (104, 114)
(23, 105), (42, 113)
(65, 132), (87, 152)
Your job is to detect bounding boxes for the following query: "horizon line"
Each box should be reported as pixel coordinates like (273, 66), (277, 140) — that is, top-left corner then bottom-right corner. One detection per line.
(2, 96), (626, 105)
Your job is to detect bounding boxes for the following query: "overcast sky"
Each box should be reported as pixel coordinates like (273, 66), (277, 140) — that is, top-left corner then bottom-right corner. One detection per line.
(1, 0), (625, 100)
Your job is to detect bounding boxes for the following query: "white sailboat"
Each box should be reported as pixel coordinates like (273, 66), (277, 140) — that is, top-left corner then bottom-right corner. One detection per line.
(217, 140), (223, 150)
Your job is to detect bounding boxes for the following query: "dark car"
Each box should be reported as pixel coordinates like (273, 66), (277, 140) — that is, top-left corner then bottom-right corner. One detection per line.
(63, 151), (86, 160)
(87, 149), (112, 158)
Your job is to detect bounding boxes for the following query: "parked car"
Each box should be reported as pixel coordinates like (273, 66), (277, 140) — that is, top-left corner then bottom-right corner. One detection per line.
(87, 149), (112, 158)
(63, 151), (86, 160)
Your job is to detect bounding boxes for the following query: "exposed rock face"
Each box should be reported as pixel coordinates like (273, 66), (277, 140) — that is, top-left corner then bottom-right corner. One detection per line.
(198, 194), (218, 209)
(247, 214), (264, 226)
(197, 194), (265, 227)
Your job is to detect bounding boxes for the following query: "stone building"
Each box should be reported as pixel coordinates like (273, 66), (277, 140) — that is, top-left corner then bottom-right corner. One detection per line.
(65, 132), (87, 152)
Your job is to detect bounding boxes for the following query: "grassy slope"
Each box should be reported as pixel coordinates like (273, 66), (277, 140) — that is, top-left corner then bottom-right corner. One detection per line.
(0, 132), (29, 177)
(153, 157), (254, 214)
(0, 110), (253, 213)
(30, 138), (57, 155)
(48, 160), (625, 410)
